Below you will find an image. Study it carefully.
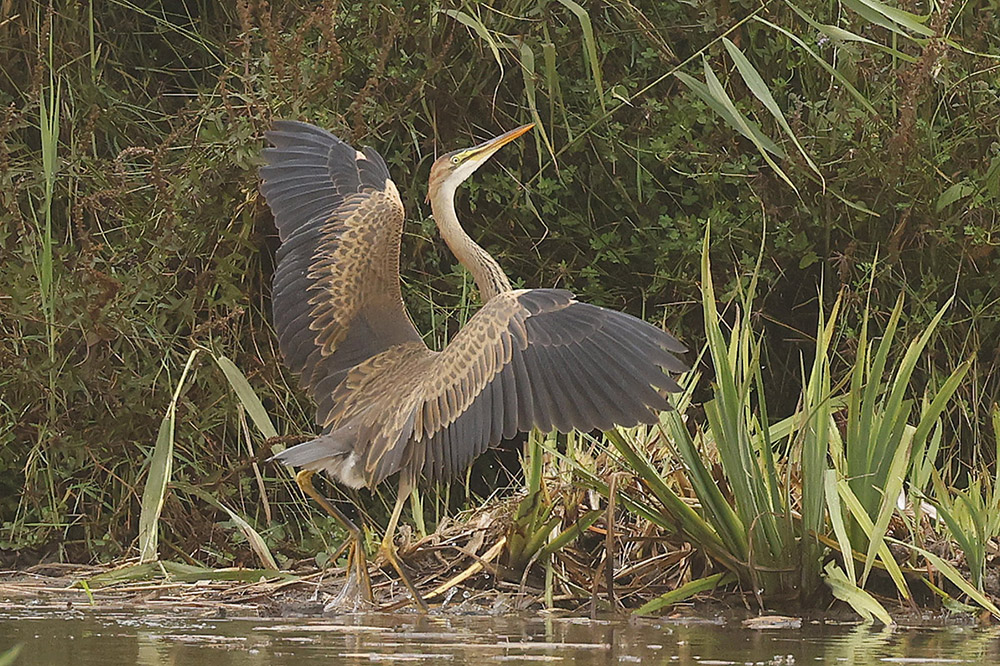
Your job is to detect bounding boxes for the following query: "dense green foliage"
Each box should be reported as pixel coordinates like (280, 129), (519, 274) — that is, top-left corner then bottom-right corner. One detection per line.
(1, 0), (998, 570)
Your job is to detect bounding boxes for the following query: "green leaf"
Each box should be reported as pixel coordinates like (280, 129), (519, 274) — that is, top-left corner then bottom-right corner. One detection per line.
(935, 181), (975, 211)
(80, 561), (288, 589)
(215, 354), (278, 439)
(835, 478), (910, 599)
(910, 361), (970, 462)
(891, 539), (1000, 619)
(541, 40), (573, 142)
(859, 426), (911, 585)
(137, 413), (174, 563)
(441, 9), (504, 80)
(921, 577), (979, 615)
(138, 349), (200, 563)
(634, 572), (738, 616)
(842, 0), (935, 37)
(554, 0), (605, 114)
(823, 561), (894, 625)
(699, 58), (797, 192)
(674, 72), (785, 159)
(0, 644), (23, 666)
(781, 3), (918, 63)
(173, 480), (279, 570)
(722, 38), (823, 185)
(984, 157), (1000, 198)
(754, 15), (879, 115)
(509, 38), (556, 164)
(539, 509), (602, 558)
(825, 470), (855, 582)
(604, 429), (731, 563)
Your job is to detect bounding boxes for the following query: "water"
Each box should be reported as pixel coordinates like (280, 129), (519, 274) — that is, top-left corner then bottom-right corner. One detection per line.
(1, 608), (997, 665)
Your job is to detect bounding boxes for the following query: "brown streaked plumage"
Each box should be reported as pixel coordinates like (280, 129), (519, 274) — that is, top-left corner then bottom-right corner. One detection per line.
(259, 120), (687, 609)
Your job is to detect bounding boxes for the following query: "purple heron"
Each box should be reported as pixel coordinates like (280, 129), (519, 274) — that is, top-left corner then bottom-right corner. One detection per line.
(259, 120), (687, 609)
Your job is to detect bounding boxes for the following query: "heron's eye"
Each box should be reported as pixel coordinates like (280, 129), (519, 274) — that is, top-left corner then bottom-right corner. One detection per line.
(450, 155), (460, 165)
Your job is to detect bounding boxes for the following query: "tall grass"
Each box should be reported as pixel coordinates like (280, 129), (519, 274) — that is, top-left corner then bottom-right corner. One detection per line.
(829, 291), (967, 595)
(13, 6), (64, 553)
(137, 350), (285, 568)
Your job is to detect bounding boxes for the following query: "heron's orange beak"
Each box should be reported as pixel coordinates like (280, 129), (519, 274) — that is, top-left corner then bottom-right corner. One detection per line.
(467, 123), (534, 160)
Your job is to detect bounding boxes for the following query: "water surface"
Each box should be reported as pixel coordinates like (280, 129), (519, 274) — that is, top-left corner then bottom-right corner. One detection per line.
(1, 608), (996, 665)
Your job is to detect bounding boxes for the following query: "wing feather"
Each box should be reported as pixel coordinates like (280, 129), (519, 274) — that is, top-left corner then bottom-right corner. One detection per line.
(540, 343), (589, 429)
(259, 120), (424, 420)
(499, 362), (520, 439)
(408, 288), (686, 483)
(565, 340), (641, 426)
(486, 376), (505, 447)
(522, 344), (563, 432)
(509, 346), (535, 425)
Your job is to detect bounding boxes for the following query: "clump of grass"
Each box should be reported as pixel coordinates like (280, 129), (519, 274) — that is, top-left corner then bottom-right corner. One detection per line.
(928, 405), (1000, 593)
(559, 230), (995, 620)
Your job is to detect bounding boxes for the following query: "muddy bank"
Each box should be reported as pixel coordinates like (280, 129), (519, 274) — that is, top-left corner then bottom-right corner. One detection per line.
(0, 561), (979, 630)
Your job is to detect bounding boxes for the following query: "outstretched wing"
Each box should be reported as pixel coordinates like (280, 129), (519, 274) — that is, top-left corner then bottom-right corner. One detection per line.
(408, 288), (687, 483)
(259, 120), (423, 426)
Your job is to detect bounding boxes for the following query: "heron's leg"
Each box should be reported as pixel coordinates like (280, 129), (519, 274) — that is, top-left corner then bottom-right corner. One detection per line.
(378, 487), (429, 611)
(295, 469), (373, 603)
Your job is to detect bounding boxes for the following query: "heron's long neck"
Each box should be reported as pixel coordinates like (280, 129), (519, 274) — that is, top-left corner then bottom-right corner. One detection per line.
(431, 184), (512, 302)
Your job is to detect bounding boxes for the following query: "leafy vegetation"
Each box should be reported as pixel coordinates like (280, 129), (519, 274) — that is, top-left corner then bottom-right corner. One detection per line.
(1, 0), (999, 618)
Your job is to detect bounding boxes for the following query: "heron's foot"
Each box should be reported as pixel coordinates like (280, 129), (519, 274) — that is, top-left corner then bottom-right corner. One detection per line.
(377, 537), (428, 612)
(323, 552), (376, 613)
(350, 534), (374, 604)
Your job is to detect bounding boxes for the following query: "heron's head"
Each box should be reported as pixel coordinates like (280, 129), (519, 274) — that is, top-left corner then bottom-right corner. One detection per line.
(428, 123), (534, 201)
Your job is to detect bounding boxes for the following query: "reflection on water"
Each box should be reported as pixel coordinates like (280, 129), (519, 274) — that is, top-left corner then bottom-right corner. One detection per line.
(0, 608), (997, 665)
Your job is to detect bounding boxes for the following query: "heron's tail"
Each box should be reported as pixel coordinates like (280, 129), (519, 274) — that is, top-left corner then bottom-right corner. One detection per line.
(269, 425), (367, 489)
